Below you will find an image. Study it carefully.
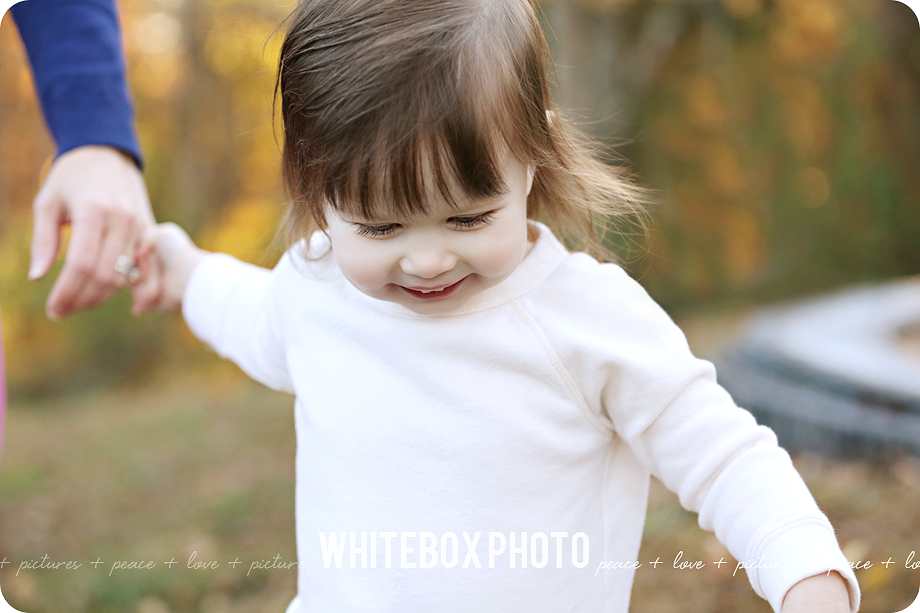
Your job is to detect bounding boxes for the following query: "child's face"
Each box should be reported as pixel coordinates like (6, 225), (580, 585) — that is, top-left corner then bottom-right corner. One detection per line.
(325, 153), (535, 315)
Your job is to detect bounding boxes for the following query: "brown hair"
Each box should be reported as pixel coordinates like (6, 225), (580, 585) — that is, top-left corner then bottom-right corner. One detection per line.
(275, 0), (645, 260)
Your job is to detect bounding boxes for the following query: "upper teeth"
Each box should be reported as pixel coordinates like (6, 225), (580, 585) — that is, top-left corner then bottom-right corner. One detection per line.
(419, 288), (442, 293)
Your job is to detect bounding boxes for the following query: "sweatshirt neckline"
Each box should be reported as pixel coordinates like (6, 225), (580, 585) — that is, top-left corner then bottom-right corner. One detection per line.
(304, 221), (570, 318)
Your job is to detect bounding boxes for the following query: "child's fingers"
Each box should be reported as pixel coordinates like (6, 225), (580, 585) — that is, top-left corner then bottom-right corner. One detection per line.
(130, 252), (163, 315)
(130, 268), (161, 315)
(130, 226), (167, 315)
(129, 235), (152, 315)
(128, 221), (201, 314)
(134, 225), (159, 267)
(157, 222), (197, 262)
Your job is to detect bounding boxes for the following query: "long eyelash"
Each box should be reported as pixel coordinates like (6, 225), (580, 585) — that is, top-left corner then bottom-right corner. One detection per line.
(355, 223), (399, 238)
(452, 212), (495, 229)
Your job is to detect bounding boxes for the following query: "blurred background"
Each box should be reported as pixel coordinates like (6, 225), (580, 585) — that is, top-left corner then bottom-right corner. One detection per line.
(1, 0), (919, 611)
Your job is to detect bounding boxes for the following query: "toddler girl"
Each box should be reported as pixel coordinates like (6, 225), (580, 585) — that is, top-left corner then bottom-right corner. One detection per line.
(134, 0), (859, 611)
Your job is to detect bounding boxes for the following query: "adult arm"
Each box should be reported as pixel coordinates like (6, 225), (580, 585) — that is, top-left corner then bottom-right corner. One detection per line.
(11, 0), (155, 319)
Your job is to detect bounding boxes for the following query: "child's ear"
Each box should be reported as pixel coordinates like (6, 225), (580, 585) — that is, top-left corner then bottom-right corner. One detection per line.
(526, 165), (535, 196)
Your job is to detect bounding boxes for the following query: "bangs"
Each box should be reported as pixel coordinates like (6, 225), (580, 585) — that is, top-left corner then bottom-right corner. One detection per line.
(324, 106), (515, 221)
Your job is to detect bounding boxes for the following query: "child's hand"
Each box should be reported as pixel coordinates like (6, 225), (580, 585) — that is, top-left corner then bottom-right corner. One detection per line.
(780, 571), (852, 613)
(130, 222), (206, 314)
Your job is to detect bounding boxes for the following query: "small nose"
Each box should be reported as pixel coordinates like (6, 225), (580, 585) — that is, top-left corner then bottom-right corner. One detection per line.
(399, 236), (458, 279)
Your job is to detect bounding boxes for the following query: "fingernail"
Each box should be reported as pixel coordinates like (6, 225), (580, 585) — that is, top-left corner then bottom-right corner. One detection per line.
(47, 309), (61, 322)
(28, 260), (45, 280)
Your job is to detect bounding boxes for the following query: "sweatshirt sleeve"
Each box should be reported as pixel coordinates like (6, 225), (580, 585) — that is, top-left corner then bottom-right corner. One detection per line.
(183, 252), (293, 394)
(534, 256), (860, 613)
(10, 0), (143, 166)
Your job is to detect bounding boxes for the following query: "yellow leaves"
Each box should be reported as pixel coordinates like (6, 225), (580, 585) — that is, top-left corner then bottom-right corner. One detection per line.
(661, 73), (751, 197)
(669, 182), (765, 287)
(838, 538), (894, 594)
(1, 304), (74, 389)
(135, 13), (183, 56)
(0, 305), (24, 354)
(648, 62), (765, 290)
(204, 18), (280, 78)
(567, 0), (767, 15)
(771, 0), (849, 64)
(240, 134), (282, 195)
(859, 562), (893, 593)
(0, 219), (27, 288)
(796, 166), (831, 207)
(686, 76), (729, 130)
(721, 0), (763, 19)
(704, 141), (749, 198)
(779, 75), (833, 162)
(722, 204), (765, 284)
(197, 198), (282, 265)
(656, 114), (700, 159)
(568, 0), (638, 12)
(260, 28), (285, 73)
(125, 10), (186, 100)
(133, 53), (186, 101)
(0, 214), (71, 369)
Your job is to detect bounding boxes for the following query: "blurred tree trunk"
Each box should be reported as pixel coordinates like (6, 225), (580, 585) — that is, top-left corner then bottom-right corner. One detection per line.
(167, 0), (242, 233)
(540, 0), (684, 141)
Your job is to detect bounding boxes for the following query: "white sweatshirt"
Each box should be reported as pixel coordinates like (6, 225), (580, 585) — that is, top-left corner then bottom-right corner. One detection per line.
(183, 222), (859, 613)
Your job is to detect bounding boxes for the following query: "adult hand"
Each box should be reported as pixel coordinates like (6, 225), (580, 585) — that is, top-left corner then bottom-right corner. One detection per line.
(28, 145), (155, 320)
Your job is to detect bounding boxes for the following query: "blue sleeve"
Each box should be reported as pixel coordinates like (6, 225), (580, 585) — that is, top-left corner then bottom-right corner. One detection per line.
(10, 0), (143, 167)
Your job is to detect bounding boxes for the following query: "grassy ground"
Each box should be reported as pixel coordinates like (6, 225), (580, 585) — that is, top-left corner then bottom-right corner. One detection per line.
(2, 313), (920, 612)
(0, 364), (298, 613)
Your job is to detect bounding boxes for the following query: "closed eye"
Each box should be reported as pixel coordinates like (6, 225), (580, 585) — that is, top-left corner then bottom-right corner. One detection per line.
(450, 211), (495, 230)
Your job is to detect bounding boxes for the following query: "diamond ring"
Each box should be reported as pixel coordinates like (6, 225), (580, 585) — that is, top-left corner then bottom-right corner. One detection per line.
(115, 255), (142, 283)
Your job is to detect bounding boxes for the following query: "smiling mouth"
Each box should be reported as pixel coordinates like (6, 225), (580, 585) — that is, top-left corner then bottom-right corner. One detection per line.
(401, 277), (466, 300)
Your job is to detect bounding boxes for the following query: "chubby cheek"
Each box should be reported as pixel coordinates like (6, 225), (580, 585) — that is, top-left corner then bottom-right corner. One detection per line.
(330, 236), (393, 296)
(475, 225), (529, 280)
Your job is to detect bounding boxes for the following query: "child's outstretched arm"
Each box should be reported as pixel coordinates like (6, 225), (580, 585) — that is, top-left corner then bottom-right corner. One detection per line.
(132, 222), (293, 394)
(532, 258), (860, 612)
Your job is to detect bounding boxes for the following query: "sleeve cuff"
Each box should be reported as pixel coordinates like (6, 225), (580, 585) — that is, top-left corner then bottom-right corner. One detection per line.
(747, 517), (860, 613)
(45, 76), (144, 168)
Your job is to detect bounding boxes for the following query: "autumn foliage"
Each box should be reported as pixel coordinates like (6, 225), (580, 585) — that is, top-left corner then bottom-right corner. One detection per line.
(0, 0), (918, 395)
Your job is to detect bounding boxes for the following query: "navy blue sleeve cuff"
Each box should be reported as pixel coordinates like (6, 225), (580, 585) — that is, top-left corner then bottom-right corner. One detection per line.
(40, 73), (143, 167)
